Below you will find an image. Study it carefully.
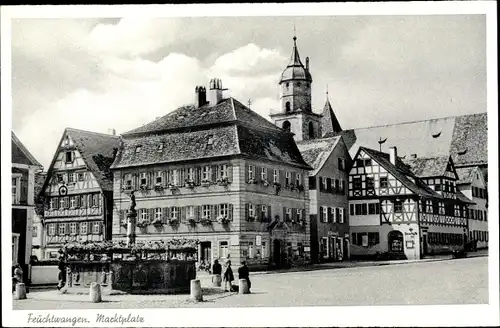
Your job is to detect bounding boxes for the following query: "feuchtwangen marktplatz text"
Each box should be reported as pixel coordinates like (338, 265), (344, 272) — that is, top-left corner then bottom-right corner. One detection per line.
(26, 312), (144, 326)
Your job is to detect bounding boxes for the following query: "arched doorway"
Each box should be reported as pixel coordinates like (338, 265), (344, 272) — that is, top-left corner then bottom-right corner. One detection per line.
(282, 121), (291, 132)
(388, 230), (404, 253)
(308, 121), (315, 138)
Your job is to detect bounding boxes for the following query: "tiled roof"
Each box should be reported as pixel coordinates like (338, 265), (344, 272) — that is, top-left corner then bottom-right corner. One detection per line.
(327, 113), (487, 168)
(123, 97), (281, 137)
(66, 129), (121, 191)
(12, 132), (42, 167)
(321, 98), (342, 137)
(455, 167), (475, 185)
(297, 137), (341, 176)
(403, 156), (451, 179)
(113, 99), (310, 170)
(360, 147), (441, 199)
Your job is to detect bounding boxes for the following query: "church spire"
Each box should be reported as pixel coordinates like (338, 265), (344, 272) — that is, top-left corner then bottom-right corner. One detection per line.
(321, 89), (342, 136)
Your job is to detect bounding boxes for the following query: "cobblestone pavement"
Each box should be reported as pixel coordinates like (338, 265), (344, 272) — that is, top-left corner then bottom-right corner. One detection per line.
(13, 256), (488, 310)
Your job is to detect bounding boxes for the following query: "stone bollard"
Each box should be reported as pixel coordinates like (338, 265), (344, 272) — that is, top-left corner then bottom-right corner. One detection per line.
(190, 279), (203, 302)
(212, 274), (222, 287)
(238, 279), (250, 294)
(89, 282), (102, 303)
(14, 283), (27, 300)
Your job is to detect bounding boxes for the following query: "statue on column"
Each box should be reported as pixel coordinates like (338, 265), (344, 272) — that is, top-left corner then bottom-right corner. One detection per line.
(127, 190), (137, 247)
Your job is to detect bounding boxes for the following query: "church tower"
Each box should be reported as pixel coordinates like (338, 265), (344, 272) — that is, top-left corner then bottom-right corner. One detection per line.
(271, 36), (322, 141)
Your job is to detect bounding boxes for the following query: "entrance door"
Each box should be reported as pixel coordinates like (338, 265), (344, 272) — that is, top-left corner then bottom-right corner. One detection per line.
(273, 240), (281, 268)
(200, 242), (211, 267)
(388, 230), (404, 254)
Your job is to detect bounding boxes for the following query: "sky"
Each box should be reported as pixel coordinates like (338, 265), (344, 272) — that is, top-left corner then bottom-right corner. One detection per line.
(9, 14), (487, 169)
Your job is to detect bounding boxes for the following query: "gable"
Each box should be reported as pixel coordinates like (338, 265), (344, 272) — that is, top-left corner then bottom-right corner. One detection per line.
(12, 132), (42, 167)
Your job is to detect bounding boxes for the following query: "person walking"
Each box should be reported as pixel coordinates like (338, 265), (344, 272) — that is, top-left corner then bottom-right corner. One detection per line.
(223, 260), (235, 292)
(212, 259), (222, 284)
(57, 256), (66, 290)
(238, 261), (251, 293)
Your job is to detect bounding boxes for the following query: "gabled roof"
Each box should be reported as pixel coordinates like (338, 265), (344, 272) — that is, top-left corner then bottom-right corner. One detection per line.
(403, 155), (459, 180)
(42, 128), (121, 193)
(123, 97), (281, 137)
(358, 147), (441, 199)
(112, 98), (311, 170)
(327, 113), (487, 168)
(12, 131), (42, 168)
(296, 136), (341, 176)
(321, 97), (342, 136)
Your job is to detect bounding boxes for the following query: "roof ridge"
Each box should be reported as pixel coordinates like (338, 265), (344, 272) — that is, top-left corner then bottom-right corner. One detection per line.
(347, 112), (487, 131)
(66, 127), (120, 138)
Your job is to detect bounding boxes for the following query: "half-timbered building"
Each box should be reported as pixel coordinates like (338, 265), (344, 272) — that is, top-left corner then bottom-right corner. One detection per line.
(110, 79), (311, 270)
(12, 132), (43, 282)
(348, 146), (471, 260)
(456, 167), (488, 249)
(40, 128), (120, 258)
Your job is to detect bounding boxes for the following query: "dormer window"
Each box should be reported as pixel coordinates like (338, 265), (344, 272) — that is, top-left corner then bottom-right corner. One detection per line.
(432, 132), (441, 138)
(207, 135), (214, 145)
(155, 171), (163, 184)
(458, 148), (467, 155)
(135, 145), (142, 153)
(158, 143), (164, 152)
(63, 136), (70, 146)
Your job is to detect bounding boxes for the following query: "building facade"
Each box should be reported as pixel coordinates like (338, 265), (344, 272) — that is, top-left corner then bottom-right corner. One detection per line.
(40, 128), (120, 259)
(32, 171), (47, 260)
(111, 80), (312, 269)
(456, 167), (488, 249)
(348, 146), (471, 260)
(12, 132), (43, 282)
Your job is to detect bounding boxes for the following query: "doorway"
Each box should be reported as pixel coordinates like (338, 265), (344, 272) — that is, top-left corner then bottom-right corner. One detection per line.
(422, 234), (428, 257)
(200, 242), (211, 266)
(273, 239), (281, 268)
(388, 230), (404, 253)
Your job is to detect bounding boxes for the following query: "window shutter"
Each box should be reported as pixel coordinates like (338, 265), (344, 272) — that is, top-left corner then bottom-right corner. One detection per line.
(245, 203), (249, 220)
(227, 165), (233, 182)
(255, 166), (261, 182)
(319, 206), (324, 222)
(211, 205), (217, 220)
(54, 197), (59, 209)
(196, 206), (201, 220)
(280, 170), (285, 186)
(268, 205), (272, 221)
(282, 206), (286, 222)
(292, 208), (297, 222)
(326, 178), (332, 192)
(211, 165), (217, 182)
(340, 208), (344, 223)
(267, 168), (272, 182)
(302, 209), (306, 223)
(245, 165), (249, 182)
(196, 167), (202, 185)
(319, 177), (324, 192)
(229, 204), (234, 221)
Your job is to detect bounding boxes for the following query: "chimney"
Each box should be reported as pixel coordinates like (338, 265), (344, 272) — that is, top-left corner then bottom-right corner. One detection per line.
(389, 146), (397, 165)
(108, 128), (116, 136)
(306, 57), (310, 71)
(208, 78), (224, 106)
(194, 86), (207, 108)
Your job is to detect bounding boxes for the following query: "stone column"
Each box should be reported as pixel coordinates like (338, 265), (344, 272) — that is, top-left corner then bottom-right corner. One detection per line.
(127, 209), (137, 248)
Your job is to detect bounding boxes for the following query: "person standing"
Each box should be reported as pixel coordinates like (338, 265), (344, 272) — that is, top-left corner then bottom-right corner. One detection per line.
(238, 261), (251, 293)
(212, 259), (222, 284)
(223, 260), (235, 292)
(57, 256), (66, 290)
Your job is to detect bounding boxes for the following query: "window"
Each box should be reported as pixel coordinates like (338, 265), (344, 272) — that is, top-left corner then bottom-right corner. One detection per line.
(48, 224), (56, 236)
(338, 158), (345, 171)
(285, 172), (291, 186)
(366, 177), (374, 190)
(426, 200), (432, 213)
(394, 200), (403, 213)
(435, 184), (441, 192)
(187, 168), (194, 182)
(308, 122), (314, 138)
(140, 173), (148, 186)
(65, 151), (73, 163)
(355, 204), (362, 216)
(92, 194), (99, 207)
(380, 177), (388, 188)
(187, 206), (195, 219)
(368, 203), (377, 215)
(219, 165), (228, 179)
(60, 197), (66, 209)
(335, 208), (341, 223)
(57, 174), (64, 183)
(285, 101), (291, 112)
(350, 204), (355, 216)
(93, 221), (100, 234)
(59, 223), (66, 235)
(282, 121), (291, 132)
(220, 241), (229, 258)
(368, 232), (380, 246)
(219, 204), (229, 218)
(322, 206), (328, 223)
(32, 226), (38, 237)
(248, 204), (255, 219)
(261, 205), (267, 220)
(353, 177), (362, 190)
(63, 136), (70, 145)
(450, 183), (455, 193)
(70, 222), (77, 235)
(286, 208), (292, 222)
(155, 208), (162, 221)
(364, 159), (372, 166)
(439, 202), (445, 215)
(248, 242), (255, 258)
(273, 169), (279, 183)
(172, 169), (180, 185)
(12, 176), (20, 204)
(68, 172), (74, 183)
(296, 173), (301, 186)
(203, 205), (211, 220)
(322, 177), (328, 191)
(454, 205), (461, 217)
(261, 167), (267, 181)
(140, 209), (149, 222)
(297, 208), (302, 221)
(78, 172), (85, 181)
(356, 159), (364, 167)
(261, 242), (268, 259)
(80, 222), (87, 235)
(339, 179), (345, 193)
(155, 171), (163, 185)
(248, 165), (255, 181)
(70, 196), (76, 208)
(171, 207), (179, 220)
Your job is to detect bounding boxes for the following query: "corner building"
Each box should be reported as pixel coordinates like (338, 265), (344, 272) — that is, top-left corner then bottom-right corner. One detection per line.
(111, 80), (312, 269)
